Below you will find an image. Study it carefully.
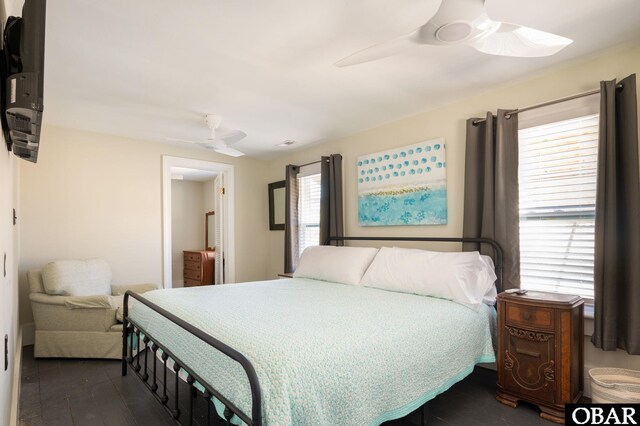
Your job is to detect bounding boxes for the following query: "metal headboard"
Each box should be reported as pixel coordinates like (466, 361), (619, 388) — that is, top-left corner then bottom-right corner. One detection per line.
(325, 236), (504, 293)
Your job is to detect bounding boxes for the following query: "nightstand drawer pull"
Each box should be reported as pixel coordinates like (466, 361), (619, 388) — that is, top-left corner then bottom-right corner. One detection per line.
(522, 312), (531, 320)
(516, 348), (540, 358)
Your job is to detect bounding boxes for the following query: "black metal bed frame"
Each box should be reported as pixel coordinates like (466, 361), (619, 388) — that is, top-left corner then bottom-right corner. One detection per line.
(122, 292), (262, 425)
(121, 236), (503, 426)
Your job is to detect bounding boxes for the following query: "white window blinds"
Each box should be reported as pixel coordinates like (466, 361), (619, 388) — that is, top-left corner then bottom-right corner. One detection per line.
(518, 113), (599, 300)
(298, 172), (321, 255)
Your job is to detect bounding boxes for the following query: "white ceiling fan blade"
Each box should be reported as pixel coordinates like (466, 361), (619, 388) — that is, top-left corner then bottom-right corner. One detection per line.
(334, 31), (419, 67)
(166, 137), (200, 144)
(217, 129), (247, 145)
(213, 145), (245, 157)
(469, 22), (572, 57)
(204, 139), (228, 150)
(196, 141), (217, 149)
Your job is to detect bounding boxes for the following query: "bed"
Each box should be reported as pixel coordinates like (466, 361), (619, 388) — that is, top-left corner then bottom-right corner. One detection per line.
(122, 236), (503, 426)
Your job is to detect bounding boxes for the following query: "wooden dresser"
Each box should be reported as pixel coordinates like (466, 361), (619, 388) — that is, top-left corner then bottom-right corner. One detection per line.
(183, 250), (215, 287)
(496, 291), (584, 423)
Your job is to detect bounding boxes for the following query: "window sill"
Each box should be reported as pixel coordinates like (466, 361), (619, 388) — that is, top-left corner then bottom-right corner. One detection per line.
(583, 303), (594, 336)
(584, 303), (594, 319)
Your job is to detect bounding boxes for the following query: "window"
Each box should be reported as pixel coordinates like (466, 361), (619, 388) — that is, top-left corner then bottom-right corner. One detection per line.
(297, 171), (321, 255)
(518, 113), (599, 300)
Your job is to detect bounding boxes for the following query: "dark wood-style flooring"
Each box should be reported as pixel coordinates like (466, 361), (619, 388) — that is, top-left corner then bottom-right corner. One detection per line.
(19, 345), (552, 426)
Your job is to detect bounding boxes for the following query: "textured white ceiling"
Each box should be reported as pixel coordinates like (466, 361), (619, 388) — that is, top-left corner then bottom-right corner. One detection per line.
(42, 0), (640, 157)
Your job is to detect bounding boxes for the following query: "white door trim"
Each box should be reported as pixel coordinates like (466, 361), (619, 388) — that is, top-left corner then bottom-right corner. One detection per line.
(162, 155), (236, 288)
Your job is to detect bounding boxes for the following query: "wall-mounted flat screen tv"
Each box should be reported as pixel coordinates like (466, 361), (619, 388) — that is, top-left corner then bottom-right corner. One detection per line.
(2, 0), (46, 163)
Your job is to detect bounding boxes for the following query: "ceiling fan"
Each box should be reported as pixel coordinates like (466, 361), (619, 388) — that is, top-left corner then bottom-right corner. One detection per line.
(167, 114), (247, 157)
(335, 0), (573, 67)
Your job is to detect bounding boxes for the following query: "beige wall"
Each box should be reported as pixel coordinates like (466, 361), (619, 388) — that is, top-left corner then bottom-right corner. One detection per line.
(264, 42), (640, 380)
(1, 2), (22, 422)
(204, 178), (215, 213)
(19, 125), (270, 324)
(171, 180), (205, 286)
(0, 121), (19, 426)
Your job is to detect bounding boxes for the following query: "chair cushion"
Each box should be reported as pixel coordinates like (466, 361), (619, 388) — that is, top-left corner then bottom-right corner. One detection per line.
(110, 283), (159, 296)
(42, 259), (112, 297)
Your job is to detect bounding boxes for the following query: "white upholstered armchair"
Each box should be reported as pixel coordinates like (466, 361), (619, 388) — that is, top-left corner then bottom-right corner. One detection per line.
(28, 259), (158, 359)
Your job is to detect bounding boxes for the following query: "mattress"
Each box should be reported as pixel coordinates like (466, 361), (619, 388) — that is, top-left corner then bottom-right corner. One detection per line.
(128, 278), (497, 425)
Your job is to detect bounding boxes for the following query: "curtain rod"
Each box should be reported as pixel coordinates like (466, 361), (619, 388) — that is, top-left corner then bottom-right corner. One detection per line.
(472, 83), (624, 125)
(295, 158), (328, 168)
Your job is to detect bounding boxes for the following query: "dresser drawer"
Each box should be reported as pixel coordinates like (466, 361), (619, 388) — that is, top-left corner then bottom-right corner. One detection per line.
(184, 268), (201, 280)
(184, 252), (202, 262)
(184, 278), (201, 287)
(506, 304), (554, 330)
(183, 260), (200, 271)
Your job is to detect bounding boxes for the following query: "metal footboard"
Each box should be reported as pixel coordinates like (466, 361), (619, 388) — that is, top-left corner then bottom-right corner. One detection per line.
(121, 291), (262, 426)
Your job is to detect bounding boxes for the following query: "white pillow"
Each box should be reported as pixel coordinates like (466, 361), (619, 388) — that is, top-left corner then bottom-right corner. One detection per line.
(42, 259), (112, 296)
(359, 247), (497, 311)
(479, 255), (498, 305)
(294, 246), (379, 285)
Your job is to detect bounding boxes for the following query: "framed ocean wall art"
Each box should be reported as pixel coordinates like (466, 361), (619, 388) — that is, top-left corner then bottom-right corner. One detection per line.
(357, 138), (447, 226)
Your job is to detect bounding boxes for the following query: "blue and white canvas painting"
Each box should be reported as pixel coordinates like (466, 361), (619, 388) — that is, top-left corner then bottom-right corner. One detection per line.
(358, 138), (447, 226)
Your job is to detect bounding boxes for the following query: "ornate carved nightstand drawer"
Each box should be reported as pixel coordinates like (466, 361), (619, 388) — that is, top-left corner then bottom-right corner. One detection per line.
(503, 325), (556, 403)
(506, 304), (554, 330)
(497, 291), (584, 424)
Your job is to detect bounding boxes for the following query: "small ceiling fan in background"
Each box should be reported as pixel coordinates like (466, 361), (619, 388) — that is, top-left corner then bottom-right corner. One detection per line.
(335, 0), (573, 67)
(167, 114), (247, 157)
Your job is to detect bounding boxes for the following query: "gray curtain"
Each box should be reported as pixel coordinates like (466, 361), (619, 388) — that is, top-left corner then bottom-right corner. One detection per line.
(284, 164), (300, 273)
(463, 110), (521, 290)
(320, 154), (344, 246)
(591, 74), (640, 355)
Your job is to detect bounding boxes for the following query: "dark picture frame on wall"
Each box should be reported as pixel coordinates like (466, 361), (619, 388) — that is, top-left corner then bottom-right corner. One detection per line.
(268, 180), (286, 231)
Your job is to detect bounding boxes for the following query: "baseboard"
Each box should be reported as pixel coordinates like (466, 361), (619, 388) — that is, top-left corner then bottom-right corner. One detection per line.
(21, 323), (34, 347)
(9, 325), (23, 426)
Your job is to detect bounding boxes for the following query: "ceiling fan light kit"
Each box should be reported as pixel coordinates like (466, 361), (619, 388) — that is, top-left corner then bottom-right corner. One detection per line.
(435, 21), (474, 42)
(335, 0), (573, 67)
(205, 114), (222, 130)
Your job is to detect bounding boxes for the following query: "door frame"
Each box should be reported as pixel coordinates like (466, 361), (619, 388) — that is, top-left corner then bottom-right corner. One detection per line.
(162, 155), (236, 288)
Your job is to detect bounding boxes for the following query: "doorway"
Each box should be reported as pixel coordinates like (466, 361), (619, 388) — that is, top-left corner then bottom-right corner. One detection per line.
(162, 156), (236, 288)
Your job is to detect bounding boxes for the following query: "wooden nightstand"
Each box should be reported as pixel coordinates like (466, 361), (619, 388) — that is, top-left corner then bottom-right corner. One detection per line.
(496, 291), (584, 423)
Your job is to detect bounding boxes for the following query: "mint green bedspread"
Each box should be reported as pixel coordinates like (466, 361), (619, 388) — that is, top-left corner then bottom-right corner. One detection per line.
(129, 278), (496, 426)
